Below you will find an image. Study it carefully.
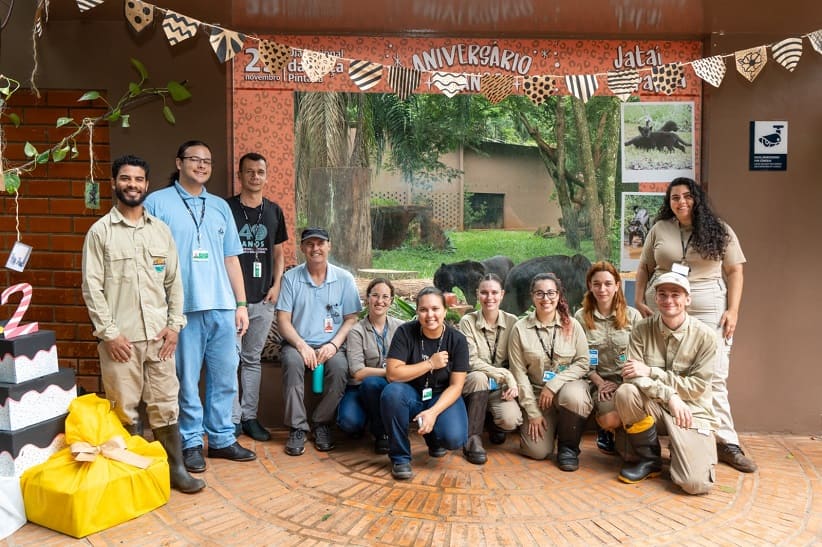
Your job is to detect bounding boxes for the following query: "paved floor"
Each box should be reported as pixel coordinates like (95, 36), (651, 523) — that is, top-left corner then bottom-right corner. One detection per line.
(4, 431), (821, 546)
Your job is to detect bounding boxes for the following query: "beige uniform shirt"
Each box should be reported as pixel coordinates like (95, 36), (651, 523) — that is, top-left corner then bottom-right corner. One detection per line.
(627, 314), (718, 430)
(81, 207), (186, 342)
(509, 312), (590, 420)
(639, 218), (745, 281)
(457, 309), (519, 388)
(345, 315), (403, 385)
(575, 306), (642, 383)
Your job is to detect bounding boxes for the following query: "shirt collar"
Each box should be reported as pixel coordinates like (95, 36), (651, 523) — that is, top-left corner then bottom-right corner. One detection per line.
(592, 308), (615, 320)
(174, 181), (209, 199)
(110, 206), (149, 226)
(524, 310), (561, 329)
(655, 313), (690, 341)
(475, 310), (507, 331)
(298, 262), (338, 287)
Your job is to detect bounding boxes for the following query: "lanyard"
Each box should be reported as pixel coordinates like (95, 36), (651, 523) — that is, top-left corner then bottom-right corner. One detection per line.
(535, 325), (558, 369)
(240, 199), (265, 259)
(679, 228), (692, 263)
(420, 326), (444, 388)
(175, 185), (206, 247)
(484, 326), (501, 364)
(368, 319), (389, 361)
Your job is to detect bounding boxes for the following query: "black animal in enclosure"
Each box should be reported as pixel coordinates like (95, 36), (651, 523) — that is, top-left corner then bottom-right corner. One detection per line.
(433, 255), (514, 306)
(637, 125), (692, 153)
(500, 254), (592, 315)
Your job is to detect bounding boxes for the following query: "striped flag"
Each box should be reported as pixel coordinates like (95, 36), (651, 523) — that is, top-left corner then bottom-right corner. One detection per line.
(388, 66), (420, 100)
(771, 37), (803, 72)
(606, 70), (640, 101)
(349, 60), (383, 91)
(76, 0), (103, 12)
(564, 74), (598, 103)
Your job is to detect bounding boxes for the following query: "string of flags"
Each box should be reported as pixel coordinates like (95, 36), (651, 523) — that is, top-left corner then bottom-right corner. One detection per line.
(37, 0), (822, 105)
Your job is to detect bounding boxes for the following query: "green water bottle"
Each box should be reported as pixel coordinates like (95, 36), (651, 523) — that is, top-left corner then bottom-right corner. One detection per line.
(312, 363), (324, 394)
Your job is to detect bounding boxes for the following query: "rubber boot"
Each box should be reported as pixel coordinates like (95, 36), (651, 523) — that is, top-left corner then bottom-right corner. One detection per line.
(153, 424), (207, 494)
(462, 391), (489, 465)
(556, 407), (587, 471)
(124, 418), (143, 437)
(618, 415), (663, 484)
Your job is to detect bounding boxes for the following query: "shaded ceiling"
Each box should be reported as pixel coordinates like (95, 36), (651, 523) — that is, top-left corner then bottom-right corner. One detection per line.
(48, 0), (821, 40)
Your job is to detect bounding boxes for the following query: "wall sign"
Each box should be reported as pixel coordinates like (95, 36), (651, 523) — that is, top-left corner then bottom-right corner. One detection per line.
(749, 120), (788, 171)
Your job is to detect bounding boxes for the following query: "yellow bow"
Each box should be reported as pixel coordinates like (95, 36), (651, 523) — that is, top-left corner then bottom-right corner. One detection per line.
(70, 435), (152, 469)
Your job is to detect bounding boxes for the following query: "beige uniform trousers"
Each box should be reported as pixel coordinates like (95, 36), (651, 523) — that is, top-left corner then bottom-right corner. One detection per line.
(463, 370), (523, 431)
(519, 379), (593, 460)
(99, 338), (180, 429)
(615, 383), (716, 495)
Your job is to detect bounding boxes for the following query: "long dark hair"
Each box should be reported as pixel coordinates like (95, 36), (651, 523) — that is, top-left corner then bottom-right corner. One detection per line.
(655, 177), (730, 261)
(581, 261), (628, 330)
(530, 273), (572, 336)
(167, 140), (211, 186)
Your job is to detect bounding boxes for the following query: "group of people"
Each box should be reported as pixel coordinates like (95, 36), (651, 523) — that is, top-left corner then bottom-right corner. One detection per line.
(81, 147), (755, 497)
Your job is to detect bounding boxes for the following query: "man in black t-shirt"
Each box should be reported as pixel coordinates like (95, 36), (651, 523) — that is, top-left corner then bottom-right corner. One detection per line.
(226, 152), (288, 441)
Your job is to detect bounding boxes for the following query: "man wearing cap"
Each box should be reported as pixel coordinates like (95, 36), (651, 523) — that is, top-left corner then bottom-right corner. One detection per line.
(613, 272), (718, 494)
(276, 227), (362, 456)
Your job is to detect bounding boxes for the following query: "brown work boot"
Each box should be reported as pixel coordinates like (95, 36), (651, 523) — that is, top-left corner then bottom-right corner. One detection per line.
(717, 443), (757, 473)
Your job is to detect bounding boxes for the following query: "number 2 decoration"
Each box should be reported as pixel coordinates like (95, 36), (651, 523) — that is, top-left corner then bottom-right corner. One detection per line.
(1, 283), (40, 339)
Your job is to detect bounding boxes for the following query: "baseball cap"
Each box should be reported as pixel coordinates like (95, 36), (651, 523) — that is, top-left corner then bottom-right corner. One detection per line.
(652, 272), (690, 294)
(300, 227), (330, 242)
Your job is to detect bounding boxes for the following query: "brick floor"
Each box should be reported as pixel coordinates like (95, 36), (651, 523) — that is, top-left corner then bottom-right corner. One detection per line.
(4, 432), (821, 545)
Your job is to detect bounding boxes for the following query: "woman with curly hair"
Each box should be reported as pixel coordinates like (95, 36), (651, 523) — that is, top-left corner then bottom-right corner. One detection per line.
(575, 262), (642, 455)
(509, 273), (592, 471)
(634, 177), (756, 473)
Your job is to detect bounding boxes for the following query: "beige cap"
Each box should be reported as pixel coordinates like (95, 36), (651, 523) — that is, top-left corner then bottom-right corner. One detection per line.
(652, 272), (691, 294)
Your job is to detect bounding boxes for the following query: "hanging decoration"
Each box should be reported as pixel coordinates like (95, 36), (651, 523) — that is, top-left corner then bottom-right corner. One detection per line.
(125, 0), (155, 34)
(34, 0), (50, 37)
(480, 74), (514, 104)
(651, 63), (684, 95)
(809, 30), (822, 54)
(76, 0), (104, 12)
(430, 72), (468, 98)
(209, 28), (245, 63)
(565, 74), (599, 103)
(162, 10), (199, 46)
(301, 50), (337, 83)
(258, 40), (291, 73)
(735, 46), (767, 82)
(388, 66), (420, 101)
(522, 76), (558, 106)
(83, 120), (100, 210)
(606, 70), (640, 102)
(771, 38), (803, 72)
(691, 56), (726, 88)
(349, 60), (383, 91)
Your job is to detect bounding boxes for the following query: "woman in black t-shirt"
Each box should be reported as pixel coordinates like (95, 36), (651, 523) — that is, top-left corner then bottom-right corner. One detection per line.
(380, 287), (469, 480)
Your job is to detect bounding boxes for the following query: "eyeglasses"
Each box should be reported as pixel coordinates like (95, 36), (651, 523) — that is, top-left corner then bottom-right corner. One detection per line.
(182, 156), (213, 166)
(532, 290), (558, 300)
(369, 293), (392, 301)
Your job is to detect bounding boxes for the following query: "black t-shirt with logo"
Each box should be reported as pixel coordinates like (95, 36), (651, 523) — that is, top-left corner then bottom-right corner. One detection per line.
(226, 196), (288, 304)
(387, 320), (469, 394)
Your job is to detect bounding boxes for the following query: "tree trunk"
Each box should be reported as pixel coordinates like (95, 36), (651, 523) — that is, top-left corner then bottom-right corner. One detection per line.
(554, 98), (580, 250)
(596, 100), (621, 260)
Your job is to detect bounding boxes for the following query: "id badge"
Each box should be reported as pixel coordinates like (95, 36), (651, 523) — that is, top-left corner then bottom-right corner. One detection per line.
(542, 370), (556, 383)
(192, 249), (209, 262)
(252, 260), (262, 278)
(422, 387), (433, 401)
(671, 262), (690, 276)
(324, 315), (333, 333)
(589, 349), (599, 368)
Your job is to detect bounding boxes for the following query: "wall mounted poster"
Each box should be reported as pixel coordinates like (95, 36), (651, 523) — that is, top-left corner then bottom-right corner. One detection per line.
(621, 101), (695, 183)
(621, 192), (665, 272)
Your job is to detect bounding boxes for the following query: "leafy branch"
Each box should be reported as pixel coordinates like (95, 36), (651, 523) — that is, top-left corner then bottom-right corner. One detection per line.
(2, 58), (192, 194)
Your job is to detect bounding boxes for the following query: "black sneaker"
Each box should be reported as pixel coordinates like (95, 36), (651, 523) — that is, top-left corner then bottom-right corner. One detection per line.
(374, 434), (390, 454)
(391, 462), (413, 480)
(314, 424), (335, 451)
(242, 419), (272, 442)
(596, 428), (616, 455)
(183, 446), (206, 473)
(285, 428), (306, 456)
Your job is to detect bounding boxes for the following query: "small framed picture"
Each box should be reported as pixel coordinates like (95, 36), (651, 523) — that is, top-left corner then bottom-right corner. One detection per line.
(5, 241), (33, 272)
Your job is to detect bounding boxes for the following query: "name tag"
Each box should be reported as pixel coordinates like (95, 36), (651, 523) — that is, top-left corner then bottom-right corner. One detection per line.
(671, 262), (690, 276)
(589, 349), (599, 367)
(542, 370), (556, 383)
(422, 387), (433, 401)
(324, 315), (333, 333)
(252, 260), (262, 278)
(192, 249), (209, 262)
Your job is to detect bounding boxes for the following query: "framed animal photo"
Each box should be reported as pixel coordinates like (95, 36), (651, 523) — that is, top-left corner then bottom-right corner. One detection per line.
(621, 101), (695, 183)
(620, 191), (665, 272)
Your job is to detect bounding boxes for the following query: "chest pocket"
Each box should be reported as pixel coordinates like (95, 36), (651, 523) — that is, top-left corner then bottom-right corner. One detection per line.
(104, 247), (135, 282)
(148, 248), (169, 276)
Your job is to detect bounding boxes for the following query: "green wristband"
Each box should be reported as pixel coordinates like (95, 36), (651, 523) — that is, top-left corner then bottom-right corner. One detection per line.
(236, 301), (247, 308)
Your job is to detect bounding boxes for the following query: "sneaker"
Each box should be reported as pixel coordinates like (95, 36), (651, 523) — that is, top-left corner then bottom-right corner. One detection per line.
(285, 428), (306, 456)
(242, 418), (272, 442)
(596, 429), (616, 455)
(391, 462), (413, 480)
(314, 424), (335, 452)
(717, 443), (758, 473)
(374, 434), (390, 455)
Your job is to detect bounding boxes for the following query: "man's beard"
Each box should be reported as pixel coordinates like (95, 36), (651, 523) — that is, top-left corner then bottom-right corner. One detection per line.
(115, 186), (146, 207)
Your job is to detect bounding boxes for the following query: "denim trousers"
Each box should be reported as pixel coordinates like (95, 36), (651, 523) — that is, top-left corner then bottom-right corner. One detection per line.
(380, 381), (468, 464)
(337, 376), (389, 437)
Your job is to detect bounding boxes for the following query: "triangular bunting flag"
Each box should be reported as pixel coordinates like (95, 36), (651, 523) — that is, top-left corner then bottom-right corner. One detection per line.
(388, 66), (420, 100)
(162, 11), (199, 46)
(651, 63), (684, 95)
(522, 76), (558, 106)
(76, 0), (104, 12)
(349, 60), (383, 91)
(302, 50), (337, 83)
(34, 0), (50, 38)
(565, 74), (599, 103)
(771, 37), (803, 72)
(691, 56), (726, 88)
(124, 0), (153, 34)
(809, 30), (822, 55)
(481, 74), (514, 104)
(209, 28), (245, 63)
(606, 70), (640, 101)
(735, 46), (767, 82)
(431, 72), (468, 98)
(259, 40), (290, 73)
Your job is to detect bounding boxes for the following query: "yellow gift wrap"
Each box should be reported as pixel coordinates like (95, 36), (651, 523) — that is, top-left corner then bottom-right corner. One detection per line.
(20, 394), (170, 538)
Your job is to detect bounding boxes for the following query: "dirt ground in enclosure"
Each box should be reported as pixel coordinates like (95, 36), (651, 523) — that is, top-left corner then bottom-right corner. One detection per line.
(354, 277), (433, 301)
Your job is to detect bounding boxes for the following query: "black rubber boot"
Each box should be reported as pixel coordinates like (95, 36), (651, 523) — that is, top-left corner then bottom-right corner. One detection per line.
(124, 418), (143, 437)
(153, 424), (207, 494)
(618, 416), (663, 484)
(462, 391), (489, 465)
(556, 407), (587, 472)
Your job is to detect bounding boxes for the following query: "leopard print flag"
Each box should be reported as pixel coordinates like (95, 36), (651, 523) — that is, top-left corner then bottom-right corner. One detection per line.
(606, 70), (640, 101)
(771, 37), (803, 72)
(124, 0), (153, 34)
(735, 46), (767, 82)
(691, 56), (726, 88)
(259, 40), (290, 73)
(523, 76), (558, 106)
(302, 49), (338, 83)
(388, 66), (420, 100)
(651, 63), (684, 95)
(481, 74), (514, 104)
(808, 30), (822, 55)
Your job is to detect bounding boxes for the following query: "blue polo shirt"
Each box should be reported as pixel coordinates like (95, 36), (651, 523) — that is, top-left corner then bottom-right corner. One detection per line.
(144, 182), (242, 313)
(277, 262), (362, 347)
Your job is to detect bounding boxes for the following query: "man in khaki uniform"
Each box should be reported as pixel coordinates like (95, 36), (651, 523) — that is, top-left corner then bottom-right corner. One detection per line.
(82, 154), (204, 494)
(615, 272), (718, 495)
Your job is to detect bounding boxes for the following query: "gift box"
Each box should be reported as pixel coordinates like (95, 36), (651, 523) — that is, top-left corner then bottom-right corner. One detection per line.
(20, 394), (169, 538)
(0, 475), (25, 540)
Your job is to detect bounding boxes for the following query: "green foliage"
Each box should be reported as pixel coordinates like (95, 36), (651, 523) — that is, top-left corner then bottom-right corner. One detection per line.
(3, 170), (20, 193)
(462, 191), (488, 228)
(370, 196), (401, 207)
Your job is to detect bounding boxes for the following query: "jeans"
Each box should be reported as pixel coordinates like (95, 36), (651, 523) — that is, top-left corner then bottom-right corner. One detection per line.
(176, 309), (239, 450)
(337, 376), (389, 437)
(380, 382), (468, 464)
(232, 301), (276, 422)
